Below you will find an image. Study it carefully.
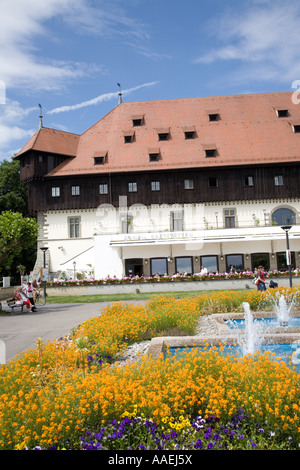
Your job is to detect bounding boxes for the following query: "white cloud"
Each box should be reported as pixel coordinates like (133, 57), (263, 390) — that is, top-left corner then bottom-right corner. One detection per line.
(48, 81), (159, 114)
(0, 100), (36, 158)
(0, 0), (151, 92)
(0, 0), (86, 89)
(195, 1), (300, 84)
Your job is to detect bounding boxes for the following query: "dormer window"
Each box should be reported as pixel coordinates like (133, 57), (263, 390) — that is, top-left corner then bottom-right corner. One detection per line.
(123, 130), (135, 143)
(93, 151), (107, 165)
(94, 156), (105, 165)
(157, 128), (170, 141)
(149, 153), (159, 162)
(148, 148), (160, 162)
(293, 124), (300, 133)
(183, 126), (196, 139)
(185, 131), (195, 139)
(276, 109), (289, 117)
(132, 115), (144, 126)
(208, 113), (220, 122)
(205, 148), (217, 158)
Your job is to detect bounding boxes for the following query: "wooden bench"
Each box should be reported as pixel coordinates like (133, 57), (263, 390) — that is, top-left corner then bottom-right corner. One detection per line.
(6, 298), (25, 315)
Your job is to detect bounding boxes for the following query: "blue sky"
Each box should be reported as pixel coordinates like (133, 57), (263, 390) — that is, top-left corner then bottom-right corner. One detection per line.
(1, 0), (300, 162)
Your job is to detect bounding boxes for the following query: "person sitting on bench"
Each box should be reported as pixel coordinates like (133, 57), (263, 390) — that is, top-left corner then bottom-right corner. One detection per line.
(14, 288), (32, 311)
(23, 282), (37, 311)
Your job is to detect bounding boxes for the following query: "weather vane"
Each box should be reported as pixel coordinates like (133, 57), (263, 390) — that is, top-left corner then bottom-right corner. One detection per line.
(38, 103), (43, 129)
(117, 83), (122, 104)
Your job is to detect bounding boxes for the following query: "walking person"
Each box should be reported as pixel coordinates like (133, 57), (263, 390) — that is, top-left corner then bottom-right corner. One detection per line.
(257, 266), (266, 291)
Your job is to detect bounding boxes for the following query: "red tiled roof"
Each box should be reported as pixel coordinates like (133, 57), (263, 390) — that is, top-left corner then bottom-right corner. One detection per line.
(17, 92), (300, 176)
(15, 127), (79, 158)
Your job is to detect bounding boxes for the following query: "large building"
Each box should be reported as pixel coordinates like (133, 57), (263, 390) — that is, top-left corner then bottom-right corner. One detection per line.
(16, 91), (300, 280)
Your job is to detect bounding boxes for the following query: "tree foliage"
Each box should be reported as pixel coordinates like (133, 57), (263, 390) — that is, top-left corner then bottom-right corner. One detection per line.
(0, 159), (29, 215)
(0, 211), (38, 275)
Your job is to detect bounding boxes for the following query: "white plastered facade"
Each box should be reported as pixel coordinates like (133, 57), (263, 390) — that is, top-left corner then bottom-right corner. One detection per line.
(36, 199), (300, 280)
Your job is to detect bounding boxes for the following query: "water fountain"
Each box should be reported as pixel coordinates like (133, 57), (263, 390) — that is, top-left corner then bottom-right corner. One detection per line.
(273, 294), (293, 327)
(148, 292), (300, 372)
(241, 302), (264, 356)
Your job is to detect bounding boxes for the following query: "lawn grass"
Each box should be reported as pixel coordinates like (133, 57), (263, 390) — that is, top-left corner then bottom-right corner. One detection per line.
(45, 289), (249, 304)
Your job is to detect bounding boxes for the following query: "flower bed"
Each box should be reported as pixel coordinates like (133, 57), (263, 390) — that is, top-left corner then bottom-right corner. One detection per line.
(46, 270), (298, 287)
(0, 288), (299, 450)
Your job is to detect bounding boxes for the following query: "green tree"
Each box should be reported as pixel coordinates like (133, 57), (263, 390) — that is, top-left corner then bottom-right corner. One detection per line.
(0, 159), (29, 215)
(0, 211), (38, 278)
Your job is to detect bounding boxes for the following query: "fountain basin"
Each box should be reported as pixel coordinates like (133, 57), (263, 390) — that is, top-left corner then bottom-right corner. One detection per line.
(225, 316), (300, 329)
(213, 312), (300, 335)
(147, 334), (300, 372)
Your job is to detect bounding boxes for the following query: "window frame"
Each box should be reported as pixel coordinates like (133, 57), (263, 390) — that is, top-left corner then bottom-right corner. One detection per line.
(200, 255), (219, 273)
(184, 179), (194, 190)
(208, 177), (218, 187)
(94, 156), (105, 165)
(151, 181), (160, 191)
(128, 182), (137, 192)
(175, 256), (193, 275)
(150, 257), (168, 276)
(71, 185), (80, 196)
(51, 187), (60, 198)
(170, 211), (183, 231)
(224, 208), (236, 228)
(68, 216), (81, 239)
(225, 254), (244, 272)
(274, 175), (283, 186)
(99, 183), (108, 195)
(244, 176), (254, 187)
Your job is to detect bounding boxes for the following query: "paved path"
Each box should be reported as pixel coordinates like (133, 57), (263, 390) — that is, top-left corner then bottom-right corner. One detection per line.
(0, 300), (146, 363)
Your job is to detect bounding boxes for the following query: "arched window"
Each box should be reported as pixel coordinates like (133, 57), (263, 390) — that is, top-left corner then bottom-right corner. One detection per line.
(272, 208), (296, 226)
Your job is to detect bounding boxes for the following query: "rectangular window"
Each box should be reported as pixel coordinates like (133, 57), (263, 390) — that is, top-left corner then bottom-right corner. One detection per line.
(99, 184), (108, 194)
(184, 179), (194, 189)
(94, 156), (105, 165)
(124, 135), (134, 143)
(151, 181), (160, 191)
(293, 125), (300, 133)
(200, 255), (218, 273)
(71, 185), (80, 196)
(69, 217), (80, 238)
(274, 175), (283, 186)
(170, 211), (183, 231)
(52, 187), (60, 197)
(276, 109), (289, 117)
(158, 132), (169, 141)
(244, 176), (254, 186)
(205, 149), (217, 158)
(209, 113), (220, 121)
(184, 131), (195, 139)
(208, 177), (218, 187)
(149, 153), (159, 162)
(128, 182), (137, 192)
(132, 115), (144, 126)
(150, 258), (168, 276)
(175, 256), (193, 275)
(132, 118), (143, 126)
(226, 254), (244, 272)
(224, 209), (236, 228)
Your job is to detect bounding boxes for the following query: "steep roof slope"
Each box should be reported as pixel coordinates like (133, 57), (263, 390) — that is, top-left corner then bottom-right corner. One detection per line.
(15, 127), (79, 158)
(17, 92), (300, 176)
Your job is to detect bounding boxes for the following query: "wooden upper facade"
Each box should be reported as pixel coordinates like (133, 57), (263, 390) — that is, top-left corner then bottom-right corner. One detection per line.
(15, 91), (300, 213)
